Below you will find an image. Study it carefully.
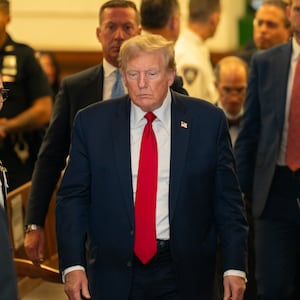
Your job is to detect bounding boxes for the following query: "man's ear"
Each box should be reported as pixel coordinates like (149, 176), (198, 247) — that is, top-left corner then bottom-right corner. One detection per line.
(96, 27), (101, 43)
(209, 12), (220, 31)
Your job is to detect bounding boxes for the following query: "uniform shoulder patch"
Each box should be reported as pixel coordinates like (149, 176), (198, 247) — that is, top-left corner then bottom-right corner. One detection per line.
(183, 67), (198, 85)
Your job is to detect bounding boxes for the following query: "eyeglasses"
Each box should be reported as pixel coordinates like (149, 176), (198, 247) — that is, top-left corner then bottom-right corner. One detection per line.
(0, 88), (9, 102)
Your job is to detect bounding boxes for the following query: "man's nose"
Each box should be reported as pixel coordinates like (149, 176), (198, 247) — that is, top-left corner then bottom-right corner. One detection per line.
(138, 73), (147, 88)
(115, 27), (126, 39)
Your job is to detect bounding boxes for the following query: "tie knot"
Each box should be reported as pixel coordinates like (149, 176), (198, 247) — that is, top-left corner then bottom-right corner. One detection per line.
(145, 112), (156, 123)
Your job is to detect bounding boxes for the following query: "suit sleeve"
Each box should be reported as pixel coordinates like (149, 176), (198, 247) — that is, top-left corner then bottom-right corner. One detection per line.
(56, 112), (91, 270)
(234, 54), (261, 198)
(25, 79), (72, 226)
(214, 112), (248, 272)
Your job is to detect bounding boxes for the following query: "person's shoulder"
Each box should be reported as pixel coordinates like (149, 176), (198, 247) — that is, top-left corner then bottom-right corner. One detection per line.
(78, 96), (128, 117)
(7, 36), (35, 54)
(172, 91), (221, 113)
(253, 40), (292, 62)
(62, 64), (103, 85)
(63, 64), (102, 81)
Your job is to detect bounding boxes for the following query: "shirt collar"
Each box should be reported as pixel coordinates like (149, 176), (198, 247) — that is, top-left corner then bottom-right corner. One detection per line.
(131, 89), (172, 129)
(103, 58), (118, 78)
(292, 37), (300, 61)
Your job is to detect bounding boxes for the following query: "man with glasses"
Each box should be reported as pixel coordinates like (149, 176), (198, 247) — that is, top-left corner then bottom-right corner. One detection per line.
(214, 56), (248, 146)
(214, 56), (259, 300)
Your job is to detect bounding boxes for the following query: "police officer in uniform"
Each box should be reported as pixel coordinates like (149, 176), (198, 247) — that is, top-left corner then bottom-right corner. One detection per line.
(0, 0), (52, 191)
(175, 0), (220, 103)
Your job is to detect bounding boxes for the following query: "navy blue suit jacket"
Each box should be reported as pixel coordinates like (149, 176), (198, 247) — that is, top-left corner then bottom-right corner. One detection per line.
(26, 63), (187, 227)
(56, 91), (248, 299)
(235, 41), (292, 218)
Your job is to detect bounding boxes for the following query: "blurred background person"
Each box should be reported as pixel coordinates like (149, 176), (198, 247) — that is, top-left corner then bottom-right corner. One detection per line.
(24, 0), (141, 266)
(238, 0), (291, 64)
(36, 50), (61, 96)
(0, 0), (53, 191)
(0, 75), (18, 300)
(175, 0), (221, 103)
(214, 56), (259, 300)
(215, 56), (248, 146)
(140, 0), (180, 42)
(140, 0), (187, 95)
(235, 0), (300, 298)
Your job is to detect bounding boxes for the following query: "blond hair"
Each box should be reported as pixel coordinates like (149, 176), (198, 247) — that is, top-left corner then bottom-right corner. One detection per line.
(119, 34), (176, 72)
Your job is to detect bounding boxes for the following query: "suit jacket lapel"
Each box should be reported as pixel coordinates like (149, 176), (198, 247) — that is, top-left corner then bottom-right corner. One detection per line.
(112, 98), (134, 226)
(169, 92), (190, 221)
(83, 64), (105, 106)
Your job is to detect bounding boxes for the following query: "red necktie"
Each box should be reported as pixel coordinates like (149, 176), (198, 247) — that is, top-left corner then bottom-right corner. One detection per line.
(286, 58), (300, 171)
(134, 112), (158, 264)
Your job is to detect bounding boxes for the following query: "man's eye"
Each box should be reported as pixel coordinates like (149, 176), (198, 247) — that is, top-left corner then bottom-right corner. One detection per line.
(146, 72), (159, 79)
(127, 72), (138, 79)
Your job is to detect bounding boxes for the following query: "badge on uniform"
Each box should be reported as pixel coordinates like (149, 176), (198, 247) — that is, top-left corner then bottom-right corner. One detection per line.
(183, 67), (198, 85)
(2, 54), (17, 77)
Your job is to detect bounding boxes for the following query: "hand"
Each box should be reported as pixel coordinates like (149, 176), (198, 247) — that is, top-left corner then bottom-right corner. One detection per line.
(64, 270), (91, 300)
(24, 228), (45, 265)
(223, 275), (246, 300)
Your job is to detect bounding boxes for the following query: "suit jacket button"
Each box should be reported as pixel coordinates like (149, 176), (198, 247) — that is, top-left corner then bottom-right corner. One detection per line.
(127, 261), (132, 267)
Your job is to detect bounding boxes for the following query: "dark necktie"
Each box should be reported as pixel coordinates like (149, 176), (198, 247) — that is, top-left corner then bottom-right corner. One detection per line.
(286, 57), (300, 171)
(227, 116), (241, 127)
(111, 69), (124, 98)
(134, 112), (158, 264)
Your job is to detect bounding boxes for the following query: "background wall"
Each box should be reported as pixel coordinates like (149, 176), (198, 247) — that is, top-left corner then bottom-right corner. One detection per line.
(8, 0), (248, 52)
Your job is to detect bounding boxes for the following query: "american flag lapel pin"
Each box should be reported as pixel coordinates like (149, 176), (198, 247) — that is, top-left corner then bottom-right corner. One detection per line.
(180, 121), (188, 129)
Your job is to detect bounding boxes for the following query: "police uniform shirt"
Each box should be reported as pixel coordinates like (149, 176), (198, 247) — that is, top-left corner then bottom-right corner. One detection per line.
(175, 28), (219, 103)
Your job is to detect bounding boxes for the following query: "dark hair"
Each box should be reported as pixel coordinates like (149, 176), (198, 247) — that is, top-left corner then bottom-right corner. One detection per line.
(189, 0), (220, 22)
(36, 51), (61, 95)
(0, 0), (9, 14)
(260, 0), (291, 28)
(99, 0), (140, 25)
(141, 0), (179, 29)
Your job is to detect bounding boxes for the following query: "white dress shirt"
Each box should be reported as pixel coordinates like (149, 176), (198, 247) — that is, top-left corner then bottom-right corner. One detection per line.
(131, 90), (172, 240)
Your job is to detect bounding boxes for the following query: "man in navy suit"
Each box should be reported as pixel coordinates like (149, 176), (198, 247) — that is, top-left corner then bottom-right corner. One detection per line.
(56, 34), (248, 300)
(24, 0), (187, 264)
(235, 0), (300, 298)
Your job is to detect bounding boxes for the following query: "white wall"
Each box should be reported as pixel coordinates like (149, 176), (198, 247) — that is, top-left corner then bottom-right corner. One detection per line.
(8, 0), (246, 52)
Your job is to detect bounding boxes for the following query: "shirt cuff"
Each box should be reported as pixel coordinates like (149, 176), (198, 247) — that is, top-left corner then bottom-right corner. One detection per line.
(224, 270), (247, 283)
(62, 265), (85, 283)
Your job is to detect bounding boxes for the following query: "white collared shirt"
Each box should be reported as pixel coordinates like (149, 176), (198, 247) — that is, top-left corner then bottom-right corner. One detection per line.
(130, 90), (171, 240)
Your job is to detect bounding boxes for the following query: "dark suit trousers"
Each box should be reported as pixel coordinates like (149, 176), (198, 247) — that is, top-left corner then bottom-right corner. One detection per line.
(129, 240), (178, 300)
(255, 166), (300, 300)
